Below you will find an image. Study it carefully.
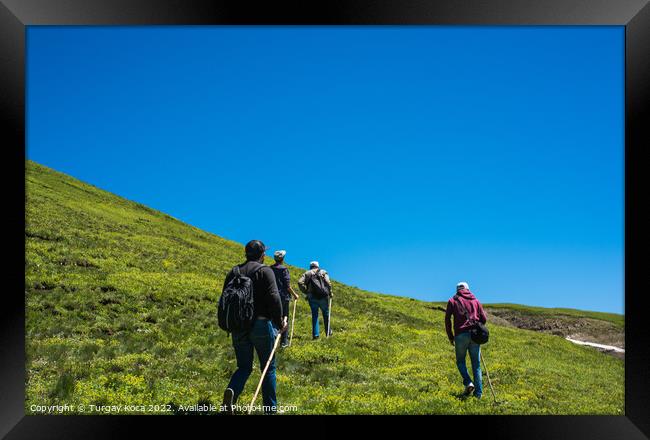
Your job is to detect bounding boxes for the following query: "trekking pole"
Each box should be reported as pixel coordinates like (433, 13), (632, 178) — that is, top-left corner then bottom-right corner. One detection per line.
(327, 296), (332, 337)
(289, 299), (297, 346)
(248, 331), (282, 414)
(480, 351), (498, 403)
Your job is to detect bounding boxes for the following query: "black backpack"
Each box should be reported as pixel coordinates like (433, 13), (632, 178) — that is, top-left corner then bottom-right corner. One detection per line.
(217, 264), (263, 333)
(308, 269), (331, 299)
(454, 295), (489, 345)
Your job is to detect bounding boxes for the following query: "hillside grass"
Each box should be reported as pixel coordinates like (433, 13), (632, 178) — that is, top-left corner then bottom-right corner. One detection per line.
(25, 160), (624, 415)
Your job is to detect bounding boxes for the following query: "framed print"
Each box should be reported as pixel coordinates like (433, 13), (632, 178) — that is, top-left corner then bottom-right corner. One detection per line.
(1, 0), (648, 438)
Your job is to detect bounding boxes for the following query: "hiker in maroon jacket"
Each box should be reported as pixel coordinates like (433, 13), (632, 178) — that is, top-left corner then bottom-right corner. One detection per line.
(445, 282), (487, 399)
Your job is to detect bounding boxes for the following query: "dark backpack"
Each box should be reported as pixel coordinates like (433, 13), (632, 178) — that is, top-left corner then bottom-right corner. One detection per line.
(308, 269), (331, 299)
(454, 295), (489, 345)
(217, 264), (263, 333)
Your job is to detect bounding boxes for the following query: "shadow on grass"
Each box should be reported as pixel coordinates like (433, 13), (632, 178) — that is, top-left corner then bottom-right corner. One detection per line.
(452, 391), (473, 401)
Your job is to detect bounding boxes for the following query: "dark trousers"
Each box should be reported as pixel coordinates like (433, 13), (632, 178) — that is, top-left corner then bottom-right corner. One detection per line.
(281, 298), (290, 345)
(227, 319), (278, 412)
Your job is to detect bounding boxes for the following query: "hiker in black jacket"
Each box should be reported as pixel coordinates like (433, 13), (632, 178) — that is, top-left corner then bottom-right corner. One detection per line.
(222, 240), (287, 414)
(271, 250), (300, 348)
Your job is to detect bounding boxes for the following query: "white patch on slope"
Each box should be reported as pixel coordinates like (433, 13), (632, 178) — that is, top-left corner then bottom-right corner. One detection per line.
(565, 337), (625, 353)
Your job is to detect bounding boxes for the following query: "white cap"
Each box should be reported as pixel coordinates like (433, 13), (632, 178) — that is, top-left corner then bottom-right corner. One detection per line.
(457, 282), (470, 290)
(274, 250), (286, 261)
(310, 261), (319, 268)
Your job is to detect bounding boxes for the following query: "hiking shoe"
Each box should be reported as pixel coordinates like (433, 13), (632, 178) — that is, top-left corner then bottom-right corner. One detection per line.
(464, 383), (475, 396)
(221, 388), (234, 415)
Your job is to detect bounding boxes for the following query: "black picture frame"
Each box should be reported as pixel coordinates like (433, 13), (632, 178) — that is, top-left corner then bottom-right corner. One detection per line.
(2, 1), (648, 438)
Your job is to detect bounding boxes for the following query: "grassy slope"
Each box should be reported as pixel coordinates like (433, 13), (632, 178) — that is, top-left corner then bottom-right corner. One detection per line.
(25, 161), (624, 415)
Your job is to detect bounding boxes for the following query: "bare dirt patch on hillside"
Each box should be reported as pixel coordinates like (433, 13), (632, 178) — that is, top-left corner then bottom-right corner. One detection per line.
(485, 308), (624, 358)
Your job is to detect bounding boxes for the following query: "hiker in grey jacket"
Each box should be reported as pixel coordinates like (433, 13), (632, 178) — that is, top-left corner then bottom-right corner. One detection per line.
(298, 261), (333, 339)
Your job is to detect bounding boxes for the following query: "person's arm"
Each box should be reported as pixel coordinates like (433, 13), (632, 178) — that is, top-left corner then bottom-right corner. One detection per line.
(262, 267), (284, 330)
(324, 272), (333, 297)
(478, 302), (487, 324)
(282, 269), (298, 300)
(298, 271), (308, 293)
(445, 300), (455, 344)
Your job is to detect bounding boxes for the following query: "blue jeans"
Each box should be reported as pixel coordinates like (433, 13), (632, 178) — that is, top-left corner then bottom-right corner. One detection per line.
(454, 331), (482, 397)
(227, 319), (278, 412)
(308, 295), (330, 338)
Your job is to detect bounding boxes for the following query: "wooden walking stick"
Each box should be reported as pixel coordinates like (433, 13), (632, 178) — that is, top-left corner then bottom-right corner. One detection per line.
(327, 296), (332, 337)
(248, 332), (282, 414)
(480, 351), (498, 403)
(289, 299), (297, 346)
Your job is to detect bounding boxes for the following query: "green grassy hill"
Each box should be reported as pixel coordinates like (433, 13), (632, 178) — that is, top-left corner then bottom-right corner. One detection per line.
(25, 160), (624, 415)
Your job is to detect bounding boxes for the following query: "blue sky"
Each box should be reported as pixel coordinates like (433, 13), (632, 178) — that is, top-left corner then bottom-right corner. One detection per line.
(27, 26), (624, 313)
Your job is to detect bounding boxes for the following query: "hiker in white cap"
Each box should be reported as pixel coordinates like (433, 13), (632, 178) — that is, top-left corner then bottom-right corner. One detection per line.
(445, 281), (488, 399)
(298, 261), (333, 339)
(270, 250), (299, 348)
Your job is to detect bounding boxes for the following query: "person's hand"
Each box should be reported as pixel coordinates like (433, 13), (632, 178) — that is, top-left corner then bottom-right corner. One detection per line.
(280, 317), (289, 334)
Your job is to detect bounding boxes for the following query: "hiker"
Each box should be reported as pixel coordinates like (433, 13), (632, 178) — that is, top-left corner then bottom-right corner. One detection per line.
(445, 281), (488, 399)
(298, 261), (333, 339)
(221, 240), (287, 415)
(270, 250), (300, 348)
